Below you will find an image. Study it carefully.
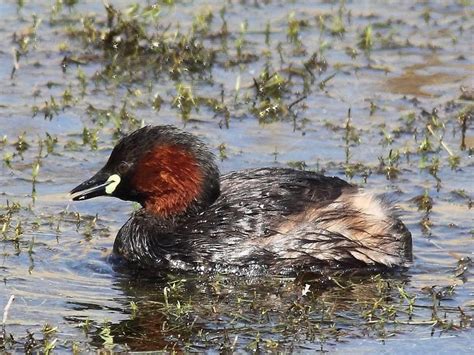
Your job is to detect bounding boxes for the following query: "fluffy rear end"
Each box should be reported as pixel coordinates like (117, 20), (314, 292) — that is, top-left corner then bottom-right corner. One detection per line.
(273, 188), (412, 269)
(330, 190), (412, 267)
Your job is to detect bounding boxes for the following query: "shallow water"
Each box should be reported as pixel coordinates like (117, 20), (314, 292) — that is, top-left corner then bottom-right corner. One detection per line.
(0, 0), (473, 352)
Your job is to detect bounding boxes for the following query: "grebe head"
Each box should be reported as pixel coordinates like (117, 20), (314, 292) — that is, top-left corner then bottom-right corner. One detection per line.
(70, 125), (220, 218)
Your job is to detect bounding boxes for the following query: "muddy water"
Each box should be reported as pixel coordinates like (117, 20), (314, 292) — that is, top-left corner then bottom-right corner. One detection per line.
(0, 0), (473, 352)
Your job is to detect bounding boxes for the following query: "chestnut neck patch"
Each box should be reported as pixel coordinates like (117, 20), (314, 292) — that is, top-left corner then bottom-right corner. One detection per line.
(132, 144), (204, 218)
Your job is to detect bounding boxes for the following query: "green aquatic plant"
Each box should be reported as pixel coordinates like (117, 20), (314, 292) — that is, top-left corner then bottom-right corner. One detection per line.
(235, 19), (248, 59)
(287, 12), (301, 45)
(14, 133), (29, 155)
(358, 24), (373, 59)
(458, 105), (473, 150)
(43, 133), (58, 155)
(76, 68), (87, 97)
(172, 84), (197, 121)
(422, 7), (431, 24)
(218, 143), (227, 161)
(61, 87), (74, 107)
(130, 301), (138, 319)
(2, 0), (474, 352)
(192, 7), (213, 35)
(254, 69), (288, 100)
(99, 321), (114, 348)
(330, 3), (346, 37)
(378, 149), (401, 180)
(32, 96), (61, 120)
(318, 72), (336, 91)
(369, 101), (377, 116)
(397, 285), (416, 319)
(82, 127), (98, 150)
(41, 323), (58, 355)
(31, 158), (40, 203)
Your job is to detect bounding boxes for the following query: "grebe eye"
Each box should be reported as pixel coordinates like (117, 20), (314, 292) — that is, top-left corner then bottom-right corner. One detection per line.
(118, 161), (130, 175)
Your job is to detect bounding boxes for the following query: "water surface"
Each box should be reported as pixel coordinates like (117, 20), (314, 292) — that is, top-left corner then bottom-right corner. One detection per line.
(0, 0), (472, 352)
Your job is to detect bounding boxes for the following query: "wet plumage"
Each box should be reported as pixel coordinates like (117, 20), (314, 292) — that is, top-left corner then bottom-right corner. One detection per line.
(71, 125), (412, 274)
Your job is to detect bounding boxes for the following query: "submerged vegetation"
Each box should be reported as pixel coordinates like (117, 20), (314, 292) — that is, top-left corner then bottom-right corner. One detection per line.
(1, 0), (473, 352)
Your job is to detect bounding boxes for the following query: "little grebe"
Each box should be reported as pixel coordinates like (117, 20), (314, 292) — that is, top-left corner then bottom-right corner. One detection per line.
(70, 125), (412, 273)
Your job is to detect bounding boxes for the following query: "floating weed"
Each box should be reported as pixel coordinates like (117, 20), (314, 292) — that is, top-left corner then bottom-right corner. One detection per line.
(318, 72), (337, 91)
(99, 321), (114, 348)
(397, 285), (416, 319)
(63, 139), (80, 152)
(378, 149), (400, 180)
(413, 189), (433, 213)
(342, 109), (361, 179)
(330, 4), (346, 37)
(250, 66), (311, 122)
(252, 99), (287, 123)
(14, 132), (29, 156)
(12, 14), (41, 58)
(50, 0), (78, 18)
(380, 129), (394, 146)
(457, 104), (473, 150)
(287, 12), (301, 45)
(32, 96), (61, 120)
(76, 68), (87, 97)
(41, 323), (57, 337)
(426, 124), (460, 171)
(192, 8), (213, 36)
(43, 338), (57, 355)
(418, 133), (433, 153)
(152, 93), (163, 112)
(424, 156), (441, 183)
(28, 237), (35, 260)
(344, 109), (361, 147)
(425, 108), (443, 130)
(218, 143), (227, 161)
(304, 52), (328, 77)
(65, 4), (215, 82)
(345, 46), (358, 59)
(58, 41), (69, 53)
(71, 341), (80, 354)
(44, 133), (58, 155)
(254, 69), (287, 100)
(358, 25), (373, 59)
(264, 21), (271, 46)
(396, 112), (417, 134)
(235, 19), (248, 60)
(85, 104), (114, 126)
(450, 189), (469, 200)
(172, 84), (197, 121)
(453, 257), (472, 278)
(130, 301), (138, 319)
(81, 213), (102, 241)
(16, 0), (25, 12)
(411, 189), (434, 233)
(61, 87), (75, 107)
(369, 101), (378, 116)
(31, 159), (40, 203)
(82, 127), (98, 150)
(114, 102), (141, 134)
(422, 7), (431, 24)
(2, 153), (13, 168)
(81, 319), (91, 334)
(195, 96), (230, 128)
